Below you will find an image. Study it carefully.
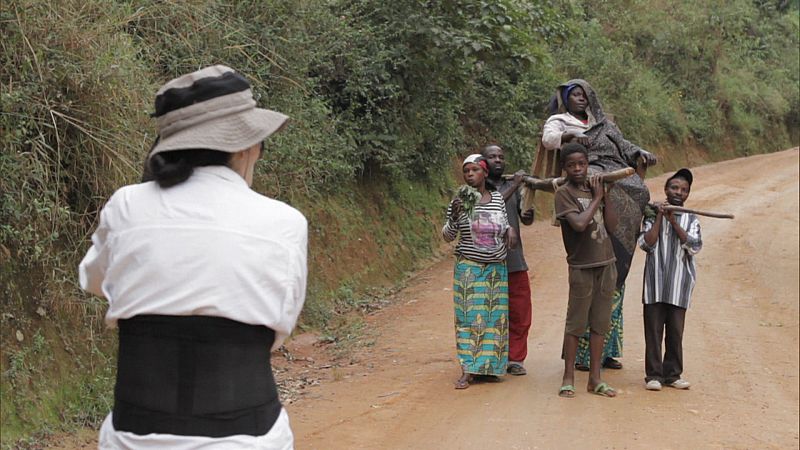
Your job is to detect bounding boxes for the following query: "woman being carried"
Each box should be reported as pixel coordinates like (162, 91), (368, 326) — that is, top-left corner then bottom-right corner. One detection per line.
(442, 154), (518, 389)
(543, 79), (657, 371)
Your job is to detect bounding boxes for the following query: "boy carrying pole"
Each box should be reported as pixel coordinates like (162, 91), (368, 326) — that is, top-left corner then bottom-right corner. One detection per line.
(638, 168), (702, 391)
(554, 143), (619, 398)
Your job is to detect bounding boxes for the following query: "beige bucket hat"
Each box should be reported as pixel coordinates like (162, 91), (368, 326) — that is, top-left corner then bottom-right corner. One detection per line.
(149, 65), (288, 156)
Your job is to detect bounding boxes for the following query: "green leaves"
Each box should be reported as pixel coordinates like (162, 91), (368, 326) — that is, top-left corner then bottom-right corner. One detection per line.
(457, 184), (482, 219)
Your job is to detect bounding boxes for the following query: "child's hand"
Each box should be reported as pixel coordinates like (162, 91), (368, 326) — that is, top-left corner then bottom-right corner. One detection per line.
(589, 174), (604, 200)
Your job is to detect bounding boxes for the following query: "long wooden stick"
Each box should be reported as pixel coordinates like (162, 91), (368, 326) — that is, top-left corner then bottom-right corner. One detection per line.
(513, 167), (636, 213)
(655, 204), (735, 219)
(504, 167), (636, 192)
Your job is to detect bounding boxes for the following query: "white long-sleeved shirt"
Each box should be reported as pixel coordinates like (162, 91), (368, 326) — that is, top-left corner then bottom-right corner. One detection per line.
(79, 165), (308, 347)
(79, 165), (307, 448)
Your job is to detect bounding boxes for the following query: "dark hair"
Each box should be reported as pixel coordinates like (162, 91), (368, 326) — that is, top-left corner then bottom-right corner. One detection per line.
(147, 149), (232, 188)
(560, 142), (588, 164)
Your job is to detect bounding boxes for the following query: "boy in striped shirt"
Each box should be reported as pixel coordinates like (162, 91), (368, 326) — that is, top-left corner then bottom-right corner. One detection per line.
(638, 168), (702, 391)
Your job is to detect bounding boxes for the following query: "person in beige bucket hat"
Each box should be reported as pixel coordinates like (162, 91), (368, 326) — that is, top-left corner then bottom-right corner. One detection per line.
(80, 65), (307, 449)
(142, 64), (289, 186)
(150, 64), (288, 155)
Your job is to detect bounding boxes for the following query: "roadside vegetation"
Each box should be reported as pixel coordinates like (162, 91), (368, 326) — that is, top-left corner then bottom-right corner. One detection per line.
(1, 0), (797, 445)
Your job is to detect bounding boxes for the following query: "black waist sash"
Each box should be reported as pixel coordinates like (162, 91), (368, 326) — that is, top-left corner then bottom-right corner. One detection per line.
(113, 315), (281, 438)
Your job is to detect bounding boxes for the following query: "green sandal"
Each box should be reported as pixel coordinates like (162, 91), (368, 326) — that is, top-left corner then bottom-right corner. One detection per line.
(589, 382), (617, 397)
(559, 384), (576, 398)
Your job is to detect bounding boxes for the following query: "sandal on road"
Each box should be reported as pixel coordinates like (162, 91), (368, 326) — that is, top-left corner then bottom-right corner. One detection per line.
(507, 363), (527, 376)
(454, 374), (473, 390)
(602, 358), (623, 370)
(474, 374), (502, 383)
(589, 382), (617, 397)
(559, 385), (576, 398)
(574, 363), (590, 372)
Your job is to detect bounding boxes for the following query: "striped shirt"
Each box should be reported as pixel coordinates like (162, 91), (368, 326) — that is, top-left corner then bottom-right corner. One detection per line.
(442, 191), (509, 263)
(638, 211), (702, 309)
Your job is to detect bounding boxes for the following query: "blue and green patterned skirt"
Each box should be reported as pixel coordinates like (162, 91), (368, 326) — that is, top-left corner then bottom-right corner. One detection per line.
(453, 258), (509, 376)
(576, 285), (625, 366)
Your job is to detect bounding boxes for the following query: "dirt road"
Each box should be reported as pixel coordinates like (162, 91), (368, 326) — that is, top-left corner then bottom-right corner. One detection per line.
(288, 149), (799, 449)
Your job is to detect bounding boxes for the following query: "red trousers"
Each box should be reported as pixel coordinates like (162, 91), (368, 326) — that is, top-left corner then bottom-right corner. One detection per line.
(508, 270), (532, 363)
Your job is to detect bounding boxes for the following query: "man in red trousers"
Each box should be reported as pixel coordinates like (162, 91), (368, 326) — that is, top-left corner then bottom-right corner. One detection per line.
(482, 145), (534, 375)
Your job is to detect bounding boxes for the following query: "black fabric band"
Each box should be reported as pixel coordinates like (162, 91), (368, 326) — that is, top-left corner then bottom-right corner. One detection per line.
(153, 72), (251, 117)
(113, 315), (281, 438)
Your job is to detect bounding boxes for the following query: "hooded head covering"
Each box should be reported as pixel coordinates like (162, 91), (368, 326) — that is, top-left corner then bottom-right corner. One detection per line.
(548, 79), (606, 126)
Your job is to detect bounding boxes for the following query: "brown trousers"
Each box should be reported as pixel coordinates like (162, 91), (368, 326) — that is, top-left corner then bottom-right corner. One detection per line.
(643, 303), (687, 383)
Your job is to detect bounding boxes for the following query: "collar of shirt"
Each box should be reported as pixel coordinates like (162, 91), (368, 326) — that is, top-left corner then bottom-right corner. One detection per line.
(192, 165), (249, 189)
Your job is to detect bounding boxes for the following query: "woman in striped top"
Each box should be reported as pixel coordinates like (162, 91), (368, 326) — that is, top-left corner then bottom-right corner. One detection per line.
(442, 154), (517, 389)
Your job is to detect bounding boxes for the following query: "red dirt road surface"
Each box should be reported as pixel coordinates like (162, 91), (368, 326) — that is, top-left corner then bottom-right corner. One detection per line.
(289, 148), (799, 449)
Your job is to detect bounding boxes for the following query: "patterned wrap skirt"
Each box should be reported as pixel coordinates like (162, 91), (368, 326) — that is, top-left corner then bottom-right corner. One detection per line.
(453, 258), (509, 376)
(576, 285), (625, 365)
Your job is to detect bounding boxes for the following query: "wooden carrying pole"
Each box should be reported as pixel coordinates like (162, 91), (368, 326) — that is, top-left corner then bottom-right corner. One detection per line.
(658, 205), (735, 219)
(507, 167), (636, 212)
(504, 167), (635, 191)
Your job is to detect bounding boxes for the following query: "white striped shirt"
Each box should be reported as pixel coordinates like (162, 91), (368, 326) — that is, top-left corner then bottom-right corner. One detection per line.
(442, 191), (509, 263)
(638, 212), (702, 309)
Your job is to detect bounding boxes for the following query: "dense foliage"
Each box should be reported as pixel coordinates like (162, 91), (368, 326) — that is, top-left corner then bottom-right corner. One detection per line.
(1, 0), (797, 444)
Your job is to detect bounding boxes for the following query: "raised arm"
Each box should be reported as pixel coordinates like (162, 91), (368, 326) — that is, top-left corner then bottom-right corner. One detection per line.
(640, 204), (663, 249)
(667, 211), (703, 255)
(499, 170), (525, 202)
(561, 176), (605, 232)
(442, 198), (462, 242)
